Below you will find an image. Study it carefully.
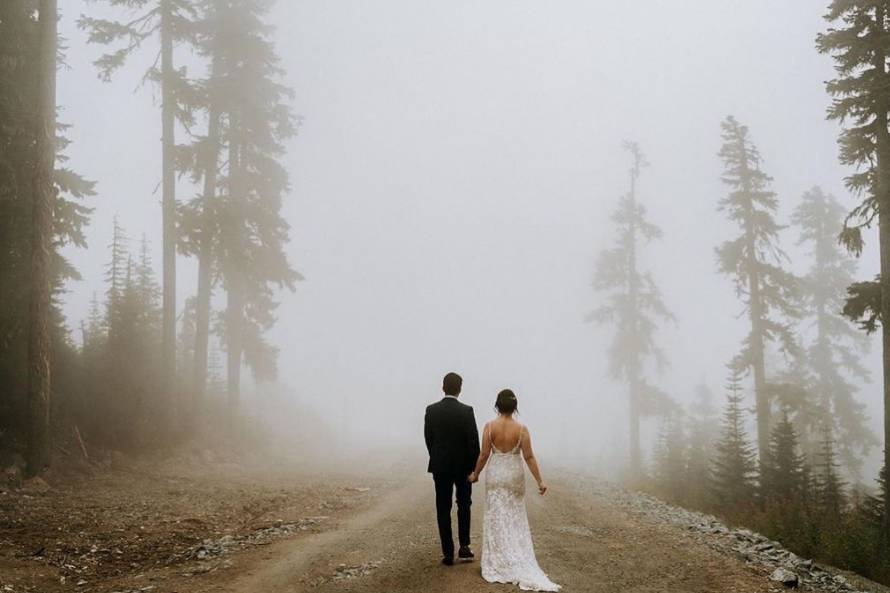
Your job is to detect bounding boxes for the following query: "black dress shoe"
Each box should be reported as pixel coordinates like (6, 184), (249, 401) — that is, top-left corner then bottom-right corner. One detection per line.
(458, 546), (474, 560)
(441, 556), (454, 566)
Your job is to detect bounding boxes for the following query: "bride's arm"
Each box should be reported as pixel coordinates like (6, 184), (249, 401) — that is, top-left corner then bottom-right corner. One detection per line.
(520, 426), (547, 495)
(469, 423), (492, 483)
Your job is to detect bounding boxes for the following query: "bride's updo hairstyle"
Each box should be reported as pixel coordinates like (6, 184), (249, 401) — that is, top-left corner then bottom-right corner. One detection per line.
(495, 389), (518, 415)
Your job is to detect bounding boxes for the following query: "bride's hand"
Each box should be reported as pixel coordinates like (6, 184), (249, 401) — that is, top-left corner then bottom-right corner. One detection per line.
(468, 472), (478, 483)
(537, 482), (547, 495)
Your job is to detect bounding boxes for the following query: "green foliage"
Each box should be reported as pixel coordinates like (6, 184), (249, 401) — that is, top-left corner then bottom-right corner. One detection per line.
(81, 222), (164, 448)
(716, 116), (799, 371)
(814, 427), (847, 516)
(653, 414), (687, 503)
(685, 384), (719, 508)
(792, 186), (875, 478)
(816, 1), (890, 252)
(761, 412), (808, 503)
(0, 0), (94, 443)
(710, 368), (759, 508)
(843, 277), (882, 334)
(590, 142), (674, 406)
(204, 0), (301, 383)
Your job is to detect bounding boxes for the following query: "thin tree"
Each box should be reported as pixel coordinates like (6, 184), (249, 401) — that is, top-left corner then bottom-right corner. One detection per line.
(761, 411), (808, 503)
(711, 367), (759, 508)
(686, 383), (719, 508)
(26, 0), (57, 476)
(590, 142), (674, 479)
(814, 425), (847, 516)
(817, 0), (890, 535)
(716, 115), (799, 463)
(792, 186), (875, 477)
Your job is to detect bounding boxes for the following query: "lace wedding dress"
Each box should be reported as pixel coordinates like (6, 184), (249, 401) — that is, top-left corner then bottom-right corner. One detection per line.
(481, 427), (560, 591)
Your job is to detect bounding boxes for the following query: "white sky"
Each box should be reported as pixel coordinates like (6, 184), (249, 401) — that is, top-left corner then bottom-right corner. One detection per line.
(57, 0), (883, 473)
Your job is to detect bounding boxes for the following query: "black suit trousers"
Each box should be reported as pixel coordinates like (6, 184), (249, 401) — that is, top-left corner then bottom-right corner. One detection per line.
(432, 473), (472, 557)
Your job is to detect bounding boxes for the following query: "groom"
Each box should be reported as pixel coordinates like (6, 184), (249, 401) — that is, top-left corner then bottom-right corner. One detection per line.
(424, 372), (481, 566)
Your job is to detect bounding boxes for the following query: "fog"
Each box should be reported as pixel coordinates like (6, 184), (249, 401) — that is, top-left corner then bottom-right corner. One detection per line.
(57, 1), (881, 472)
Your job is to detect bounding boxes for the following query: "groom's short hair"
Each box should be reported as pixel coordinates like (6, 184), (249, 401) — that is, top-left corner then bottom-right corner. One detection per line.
(442, 372), (463, 396)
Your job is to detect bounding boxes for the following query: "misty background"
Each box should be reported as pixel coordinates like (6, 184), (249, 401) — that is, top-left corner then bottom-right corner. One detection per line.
(55, 1), (880, 472)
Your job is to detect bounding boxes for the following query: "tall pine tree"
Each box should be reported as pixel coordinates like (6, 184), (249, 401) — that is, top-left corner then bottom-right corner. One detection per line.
(590, 142), (673, 479)
(206, 0), (300, 418)
(817, 0), (890, 534)
(716, 115), (799, 463)
(0, 0), (93, 470)
(792, 186), (875, 478)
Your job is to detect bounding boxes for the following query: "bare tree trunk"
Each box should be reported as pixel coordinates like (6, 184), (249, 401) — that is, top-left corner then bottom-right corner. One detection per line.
(626, 152), (642, 480)
(226, 277), (243, 419)
(872, 5), (890, 538)
(225, 126), (243, 424)
(26, 0), (57, 477)
(191, 99), (221, 423)
(748, 272), (769, 463)
(160, 0), (177, 426)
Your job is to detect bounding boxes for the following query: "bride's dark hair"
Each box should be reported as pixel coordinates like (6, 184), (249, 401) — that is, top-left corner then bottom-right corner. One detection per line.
(495, 389), (518, 415)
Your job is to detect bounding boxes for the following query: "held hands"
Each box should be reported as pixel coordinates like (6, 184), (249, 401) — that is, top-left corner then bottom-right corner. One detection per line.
(468, 472), (479, 483)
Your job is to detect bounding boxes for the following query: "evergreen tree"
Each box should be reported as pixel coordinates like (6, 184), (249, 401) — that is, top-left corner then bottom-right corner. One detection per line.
(814, 425), (847, 516)
(653, 414), (687, 503)
(206, 0), (301, 417)
(686, 383), (719, 508)
(792, 186), (875, 477)
(711, 368), (759, 508)
(26, 0), (57, 475)
(79, 0), (199, 416)
(716, 115), (799, 463)
(0, 0), (92, 473)
(762, 411), (808, 503)
(817, 0), (890, 534)
(590, 142), (674, 479)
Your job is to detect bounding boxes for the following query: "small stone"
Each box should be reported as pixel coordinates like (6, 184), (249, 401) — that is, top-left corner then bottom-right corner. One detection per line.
(22, 476), (50, 493)
(769, 567), (798, 588)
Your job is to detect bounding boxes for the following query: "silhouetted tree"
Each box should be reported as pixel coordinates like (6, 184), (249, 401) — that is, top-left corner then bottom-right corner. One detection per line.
(711, 368), (759, 508)
(818, 0), (890, 535)
(26, 0), (58, 476)
(792, 186), (875, 477)
(590, 142), (673, 479)
(762, 411), (808, 503)
(716, 115), (799, 463)
(206, 0), (301, 419)
(814, 426), (847, 516)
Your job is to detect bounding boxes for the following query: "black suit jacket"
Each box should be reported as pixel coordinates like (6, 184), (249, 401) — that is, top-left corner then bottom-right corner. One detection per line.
(424, 397), (481, 476)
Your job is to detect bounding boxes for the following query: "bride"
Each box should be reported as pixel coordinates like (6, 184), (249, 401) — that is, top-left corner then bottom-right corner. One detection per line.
(468, 390), (560, 592)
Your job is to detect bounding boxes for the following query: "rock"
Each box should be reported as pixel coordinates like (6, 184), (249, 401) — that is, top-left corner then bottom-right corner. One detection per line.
(3, 464), (22, 489)
(22, 476), (50, 493)
(770, 567), (799, 588)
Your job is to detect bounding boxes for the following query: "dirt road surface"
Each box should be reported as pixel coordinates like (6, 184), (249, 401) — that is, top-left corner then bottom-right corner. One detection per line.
(173, 473), (788, 593)
(5, 459), (884, 593)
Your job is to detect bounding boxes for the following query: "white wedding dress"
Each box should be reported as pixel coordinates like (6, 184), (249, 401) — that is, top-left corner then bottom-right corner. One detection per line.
(481, 426), (560, 591)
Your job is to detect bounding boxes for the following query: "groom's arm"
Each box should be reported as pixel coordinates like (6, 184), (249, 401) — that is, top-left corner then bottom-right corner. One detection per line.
(467, 407), (480, 467)
(424, 407), (433, 455)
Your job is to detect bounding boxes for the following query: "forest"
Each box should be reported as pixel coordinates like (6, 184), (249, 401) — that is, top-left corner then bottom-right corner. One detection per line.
(5, 1), (890, 593)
